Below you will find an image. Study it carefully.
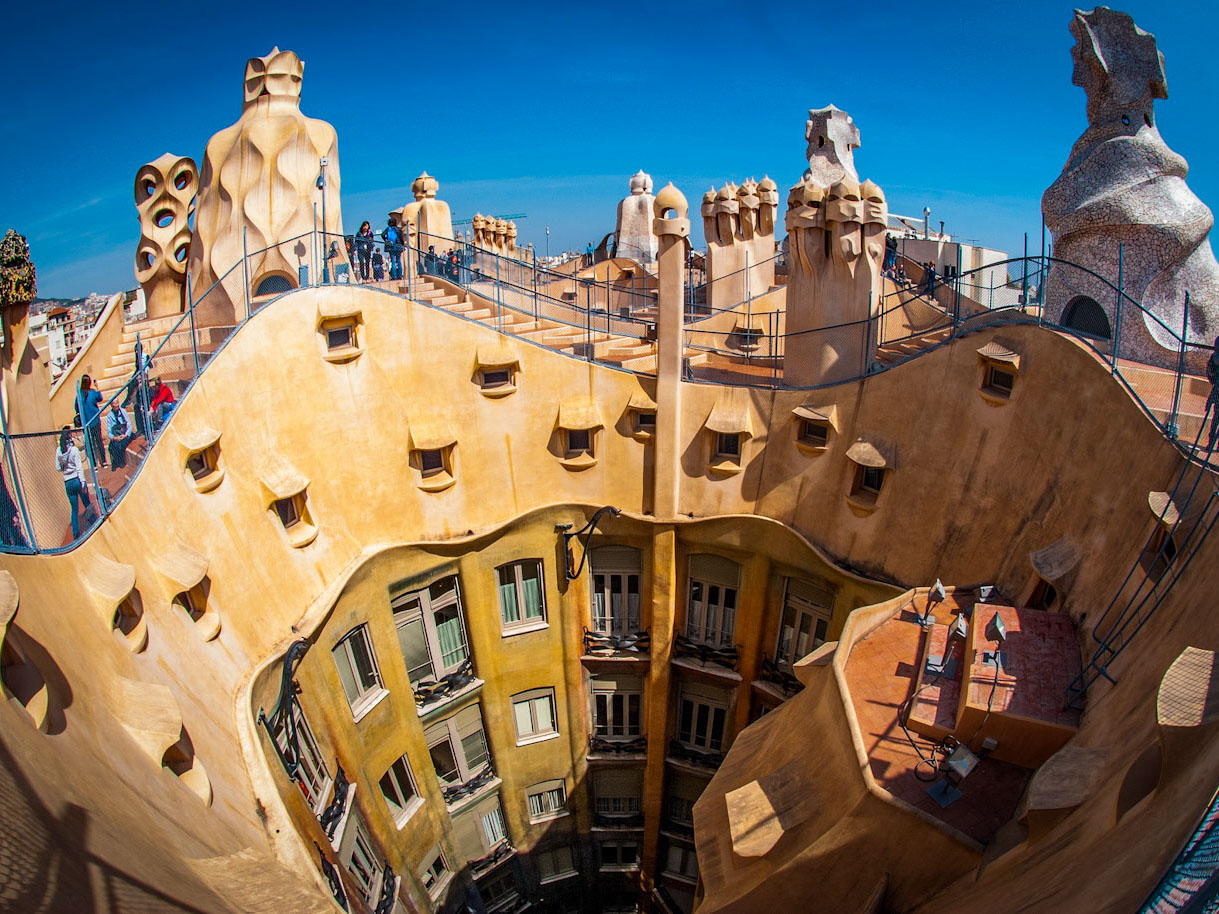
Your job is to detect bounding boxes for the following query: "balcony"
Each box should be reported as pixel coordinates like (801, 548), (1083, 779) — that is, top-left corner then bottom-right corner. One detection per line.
(667, 740), (724, 772)
(583, 628), (651, 658)
(589, 735), (648, 758)
(661, 818), (695, 841)
(441, 764), (498, 808)
(593, 811), (645, 829)
(756, 655), (803, 697)
(672, 633), (740, 672)
(373, 865), (397, 914)
(414, 658), (481, 715)
(470, 840), (516, 878)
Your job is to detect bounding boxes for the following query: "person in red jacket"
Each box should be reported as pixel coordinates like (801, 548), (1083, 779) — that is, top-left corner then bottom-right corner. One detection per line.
(149, 377), (176, 431)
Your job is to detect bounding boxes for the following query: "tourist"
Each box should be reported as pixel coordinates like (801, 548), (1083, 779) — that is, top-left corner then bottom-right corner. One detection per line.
(106, 402), (135, 470)
(585, 241), (594, 266)
(0, 465), (26, 548)
(424, 245), (439, 277)
(372, 248), (385, 282)
(354, 221), (374, 281)
(149, 378), (176, 431)
(55, 426), (92, 539)
(924, 262), (937, 299)
(382, 216), (403, 281)
(447, 250), (459, 281)
(884, 234), (898, 274)
(76, 375), (104, 468)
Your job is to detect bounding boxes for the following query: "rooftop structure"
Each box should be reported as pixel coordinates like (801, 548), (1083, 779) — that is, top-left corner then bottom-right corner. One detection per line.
(1, 9), (1219, 914)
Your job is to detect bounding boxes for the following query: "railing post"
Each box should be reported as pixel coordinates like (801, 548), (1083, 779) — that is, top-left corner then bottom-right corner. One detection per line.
(532, 257), (539, 322)
(1167, 290), (1191, 440)
(1112, 243), (1124, 373)
(312, 203), (319, 288)
(493, 252), (501, 333)
(186, 270), (200, 376)
(586, 278), (593, 361)
(771, 310), (779, 388)
(242, 226), (251, 322)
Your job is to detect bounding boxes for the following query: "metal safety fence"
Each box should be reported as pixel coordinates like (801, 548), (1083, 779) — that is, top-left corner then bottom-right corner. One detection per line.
(2, 227), (1213, 554)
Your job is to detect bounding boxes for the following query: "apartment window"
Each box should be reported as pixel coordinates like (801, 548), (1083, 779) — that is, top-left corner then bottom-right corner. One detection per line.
(590, 546), (642, 636)
(480, 367), (514, 390)
(634, 411), (656, 434)
(332, 624), (385, 717)
(481, 804), (508, 846)
(346, 816), (383, 907)
(1029, 577), (1058, 611)
(453, 794), (510, 863)
(799, 418), (830, 448)
(600, 840), (640, 870)
(326, 323), (355, 351)
(186, 445), (218, 481)
(663, 841), (699, 881)
(775, 577), (834, 669)
(513, 688), (558, 744)
(984, 363), (1015, 397)
(667, 795), (694, 827)
(857, 465), (885, 496)
(497, 560), (546, 631)
(686, 555), (740, 648)
(594, 769), (643, 819)
(420, 846), (450, 899)
(272, 702), (331, 814)
(678, 684), (729, 752)
(592, 676), (642, 739)
(393, 575), (470, 689)
(425, 704), (491, 792)
(378, 755), (420, 827)
(666, 774), (705, 829)
(526, 779), (567, 822)
(714, 433), (741, 460)
(535, 846), (577, 883)
(565, 428), (592, 458)
(478, 868), (520, 909)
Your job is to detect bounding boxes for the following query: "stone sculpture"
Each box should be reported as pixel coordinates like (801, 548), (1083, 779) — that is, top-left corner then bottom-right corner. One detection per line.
(404, 172), (453, 254)
(701, 176), (778, 311)
(189, 48), (344, 323)
(1042, 7), (1219, 366)
(614, 171), (658, 263)
(784, 106), (887, 385)
(134, 154), (198, 319)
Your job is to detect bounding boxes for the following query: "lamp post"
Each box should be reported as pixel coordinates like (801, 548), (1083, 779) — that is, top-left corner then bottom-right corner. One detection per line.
(317, 157), (330, 283)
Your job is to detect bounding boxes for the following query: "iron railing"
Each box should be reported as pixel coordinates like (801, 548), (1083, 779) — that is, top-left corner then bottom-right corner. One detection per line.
(9, 230), (1215, 557)
(672, 633), (740, 670)
(413, 657), (478, 710)
(668, 740), (724, 770)
(440, 765), (496, 806)
(583, 628), (651, 656)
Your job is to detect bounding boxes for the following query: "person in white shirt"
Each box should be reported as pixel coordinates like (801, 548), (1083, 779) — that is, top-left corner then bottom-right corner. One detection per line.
(55, 426), (92, 539)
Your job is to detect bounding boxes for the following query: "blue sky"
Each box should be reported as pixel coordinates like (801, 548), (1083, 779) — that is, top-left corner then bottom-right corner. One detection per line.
(2, 0), (1216, 298)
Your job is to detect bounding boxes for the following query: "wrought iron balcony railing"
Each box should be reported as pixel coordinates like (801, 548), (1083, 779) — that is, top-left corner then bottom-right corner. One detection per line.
(662, 818), (695, 840)
(319, 763), (349, 839)
(583, 628), (651, 656)
(758, 655), (804, 695)
(441, 765), (496, 806)
(593, 811), (646, 829)
(668, 739), (724, 770)
(413, 658), (478, 710)
(589, 735), (648, 755)
(313, 840), (348, 911)
(373, 865), (396, 914)
(470, 840), (515, 877)
(672, 633), (740, 671)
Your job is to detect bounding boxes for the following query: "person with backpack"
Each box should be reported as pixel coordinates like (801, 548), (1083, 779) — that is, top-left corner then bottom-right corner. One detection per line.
(382, 216), (403, 281)
(106, 402), (135, 470)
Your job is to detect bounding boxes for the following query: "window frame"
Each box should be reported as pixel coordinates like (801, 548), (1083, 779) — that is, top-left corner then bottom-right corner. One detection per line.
(392, 575), (471, 690)
(497, 559), (547, 634)
(984, 363), (1016, 397)
(565, 427), (593, 459)
(798, 418), (830, 448)
(775, 577), (833, 670)
(346, 815), (383, 908)
(512, 687), (559, 745)
(526, 779), (568, 823)
(378, 754), (421, 828)
(534, 845), (578, 884)
(592, 680), (643, 740)
(714, 432), (741, 460)
(332, 624), (386, 719)
(420, 846), (451, 900)
(685, 556), (740, 648)
(677, 685), (729, 752)
(424, 704), (491, 792)
(599, 839), (640, 871)
(590, 547), (643, 636)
